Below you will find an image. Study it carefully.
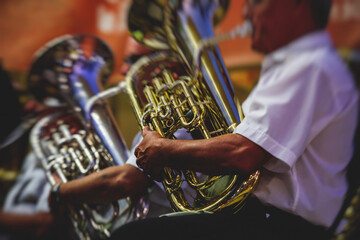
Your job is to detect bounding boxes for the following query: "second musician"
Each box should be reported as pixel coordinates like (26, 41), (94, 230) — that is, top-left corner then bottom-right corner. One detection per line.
(112, 0), (359, 239)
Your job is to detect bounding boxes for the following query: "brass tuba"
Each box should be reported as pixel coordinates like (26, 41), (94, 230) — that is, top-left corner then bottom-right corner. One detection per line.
(121, 0), (259, 212)
(28, 35), (149, 239)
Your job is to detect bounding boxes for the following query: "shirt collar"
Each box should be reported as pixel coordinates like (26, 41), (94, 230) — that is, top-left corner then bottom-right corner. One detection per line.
(261, 30), (333, 73)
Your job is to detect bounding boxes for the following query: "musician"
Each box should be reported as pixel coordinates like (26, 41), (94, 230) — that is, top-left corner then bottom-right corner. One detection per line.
(109, 0), (359, 239)
(45, 36), (176, 218)
(0, 35), (176, 239)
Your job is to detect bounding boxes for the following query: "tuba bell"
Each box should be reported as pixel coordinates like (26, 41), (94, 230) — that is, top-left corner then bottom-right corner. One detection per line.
(28, 34), (149, 239)
(112, 0), (259, 212)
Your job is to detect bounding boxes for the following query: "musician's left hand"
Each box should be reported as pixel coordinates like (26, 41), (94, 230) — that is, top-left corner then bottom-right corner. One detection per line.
(135, 127), (166, 181)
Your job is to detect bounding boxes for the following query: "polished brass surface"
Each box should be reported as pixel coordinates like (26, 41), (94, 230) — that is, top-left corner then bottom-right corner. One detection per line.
(31, 111), (119, 239)
(128, 0), (229, 50)
(28, 35), (149, 239)
(125, 0), (260, 212)
(334, 187), (360, 240)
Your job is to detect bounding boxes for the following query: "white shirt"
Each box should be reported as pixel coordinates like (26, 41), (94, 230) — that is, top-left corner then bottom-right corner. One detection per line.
(234, 31), (359, 229)
(3, 152), (51, 214)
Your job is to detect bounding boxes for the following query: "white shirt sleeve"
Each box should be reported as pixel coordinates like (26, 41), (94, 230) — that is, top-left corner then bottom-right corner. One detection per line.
(234, 58), (338, 173)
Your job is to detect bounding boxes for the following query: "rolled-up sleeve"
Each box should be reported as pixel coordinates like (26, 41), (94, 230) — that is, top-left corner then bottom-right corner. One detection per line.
(234, 61), (333, 173)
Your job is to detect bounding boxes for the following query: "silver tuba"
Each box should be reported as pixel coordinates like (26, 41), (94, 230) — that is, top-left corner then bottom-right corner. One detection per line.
(28, 34), (149, 239)
(101, 0), (259, 213)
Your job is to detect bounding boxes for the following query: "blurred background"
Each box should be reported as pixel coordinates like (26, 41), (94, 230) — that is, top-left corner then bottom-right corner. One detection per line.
(0, 0), (359, 204)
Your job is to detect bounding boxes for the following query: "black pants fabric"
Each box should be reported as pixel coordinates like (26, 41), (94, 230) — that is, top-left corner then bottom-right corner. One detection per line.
(110, 196), (332, 240)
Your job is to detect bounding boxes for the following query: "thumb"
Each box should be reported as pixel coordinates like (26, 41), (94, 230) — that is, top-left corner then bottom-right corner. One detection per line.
(142, 126), (151, 136)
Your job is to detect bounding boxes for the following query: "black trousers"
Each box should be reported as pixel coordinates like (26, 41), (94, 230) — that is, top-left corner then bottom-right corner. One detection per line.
(110, 196), (332, 240)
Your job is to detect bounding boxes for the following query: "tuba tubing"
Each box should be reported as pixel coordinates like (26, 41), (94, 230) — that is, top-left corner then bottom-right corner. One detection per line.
(28, 35), (149, 239)
(122, 0), (260, 213)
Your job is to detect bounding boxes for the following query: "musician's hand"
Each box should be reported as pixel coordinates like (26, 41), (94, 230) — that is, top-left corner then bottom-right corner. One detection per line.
(0, 211), (60, 240)
(31, 212), (57, 239)
(135, 127), (166, 181)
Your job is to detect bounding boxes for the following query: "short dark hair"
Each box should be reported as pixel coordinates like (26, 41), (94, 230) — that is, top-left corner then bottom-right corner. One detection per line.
(309, 0), (332, 29)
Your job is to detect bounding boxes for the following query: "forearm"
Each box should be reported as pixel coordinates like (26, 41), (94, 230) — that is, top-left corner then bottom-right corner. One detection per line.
(59, 164), (150, 204)
(161, 133), (270, 176)
(0, 211), (37, 230)
(0, 210), (53, 236)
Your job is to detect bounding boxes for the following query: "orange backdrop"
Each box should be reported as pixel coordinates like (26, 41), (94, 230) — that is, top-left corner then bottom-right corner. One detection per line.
(0, 0), (359, 77)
